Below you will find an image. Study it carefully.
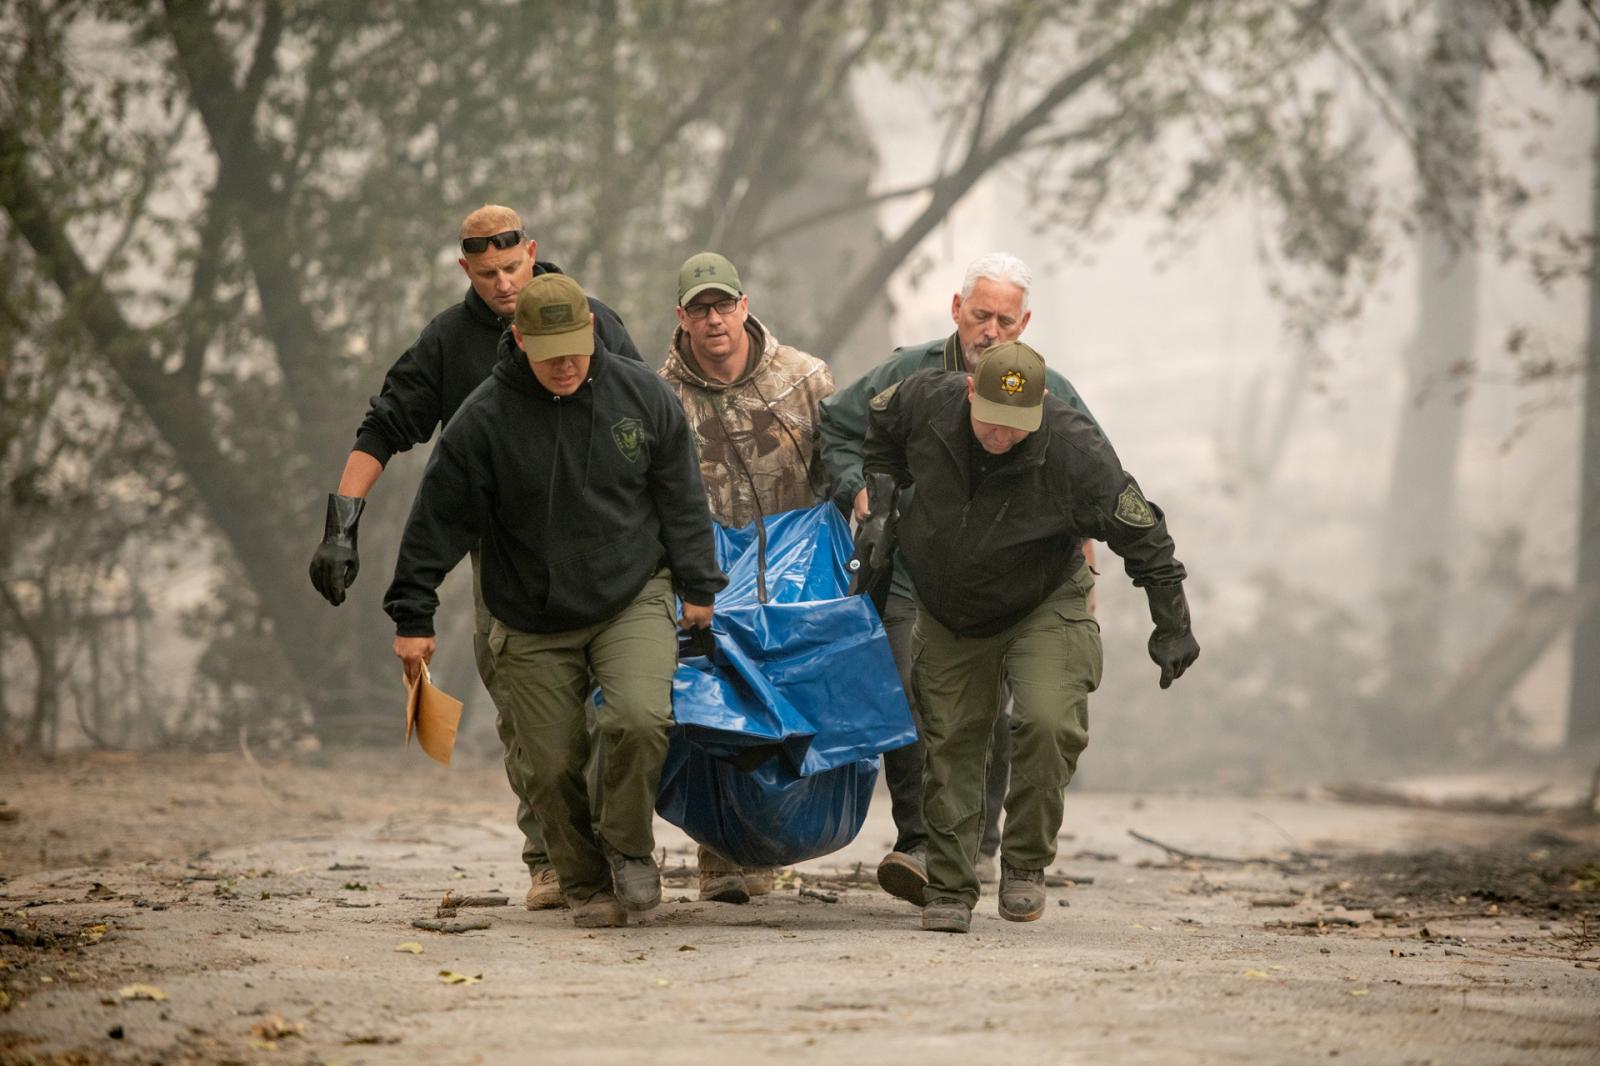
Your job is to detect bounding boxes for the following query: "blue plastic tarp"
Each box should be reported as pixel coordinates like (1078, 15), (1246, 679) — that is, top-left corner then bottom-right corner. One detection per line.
(655, 504), (917, 869)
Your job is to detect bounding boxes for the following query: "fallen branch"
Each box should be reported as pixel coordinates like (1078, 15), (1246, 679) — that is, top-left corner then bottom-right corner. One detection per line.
(439, 891), (507, 909)
(412, 917), (491, 934)
(813, 864), (876, 887)
(1265, 916), (1362, 930)
(1127, 830), (1300, 871)
(798, 887), (839, 904)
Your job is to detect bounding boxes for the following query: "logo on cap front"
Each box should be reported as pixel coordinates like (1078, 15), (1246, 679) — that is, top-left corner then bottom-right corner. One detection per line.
(539, 304), (575, 327)
(999, 370), (1026, 396)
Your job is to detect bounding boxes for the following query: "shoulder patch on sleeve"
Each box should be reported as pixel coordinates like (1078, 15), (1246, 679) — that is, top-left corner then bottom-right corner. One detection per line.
(869, 379), (901, 412)
(1114, 483), (1156, 528)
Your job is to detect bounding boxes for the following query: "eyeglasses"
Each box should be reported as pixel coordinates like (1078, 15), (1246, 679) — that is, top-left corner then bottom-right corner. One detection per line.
(460, 229), (525, 254)
(683, 296), (741, 319)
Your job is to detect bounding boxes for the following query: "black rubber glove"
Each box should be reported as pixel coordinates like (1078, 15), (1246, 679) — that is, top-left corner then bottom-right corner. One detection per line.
(848, 473), (899, 612)
(308, 494), (366, 606)
(1145, 583), (1199, 689)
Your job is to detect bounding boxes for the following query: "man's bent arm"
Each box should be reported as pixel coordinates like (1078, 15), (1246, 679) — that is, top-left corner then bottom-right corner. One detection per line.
(335, 450), (385, 498)
(383, 437), (486, 637)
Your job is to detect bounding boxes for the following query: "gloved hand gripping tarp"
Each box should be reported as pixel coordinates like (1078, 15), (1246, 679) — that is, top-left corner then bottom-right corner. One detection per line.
(655, 504), (917, 868)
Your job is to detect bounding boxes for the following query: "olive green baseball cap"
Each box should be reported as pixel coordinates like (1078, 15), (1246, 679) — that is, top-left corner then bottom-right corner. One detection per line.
(971, 341), (1047, 431)
(514, 274), (594, 361)
(677, 251), (742, 306)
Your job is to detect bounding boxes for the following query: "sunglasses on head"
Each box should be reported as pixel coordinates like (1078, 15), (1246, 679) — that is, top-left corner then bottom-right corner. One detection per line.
(460, 229), (525, 254)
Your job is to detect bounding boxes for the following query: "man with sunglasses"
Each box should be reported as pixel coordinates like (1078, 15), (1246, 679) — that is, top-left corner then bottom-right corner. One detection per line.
(308, 204), (643, 912)
(658, 251), (836, 904)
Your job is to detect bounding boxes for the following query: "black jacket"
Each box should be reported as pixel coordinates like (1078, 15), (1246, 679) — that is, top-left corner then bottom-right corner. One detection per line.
(383, 339), (727, 637)
(353, 261), (642, 465)
(864, 368), (1186, 637)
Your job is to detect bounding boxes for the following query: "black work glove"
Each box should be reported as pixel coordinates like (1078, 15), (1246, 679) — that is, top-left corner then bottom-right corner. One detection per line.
(848, 473), (899, 611)
(1145, 583), (1199, 689)
(308, 494), (366, 606)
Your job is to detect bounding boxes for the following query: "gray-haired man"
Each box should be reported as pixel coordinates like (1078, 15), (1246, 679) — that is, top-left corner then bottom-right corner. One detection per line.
(818, 253), (1099, 905)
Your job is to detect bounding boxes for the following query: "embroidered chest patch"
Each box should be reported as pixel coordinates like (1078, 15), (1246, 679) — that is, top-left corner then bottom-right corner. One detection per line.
(1114, 483), (1156, 528)
(611, 417), (644, 462)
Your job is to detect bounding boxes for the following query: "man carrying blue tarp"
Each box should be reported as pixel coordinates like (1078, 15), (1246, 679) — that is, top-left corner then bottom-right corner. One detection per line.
(385, 273), (726, 929)
(659, 251), (835, 903)
(862, 341), (1199, 934)
(820, 253), (1100, 904)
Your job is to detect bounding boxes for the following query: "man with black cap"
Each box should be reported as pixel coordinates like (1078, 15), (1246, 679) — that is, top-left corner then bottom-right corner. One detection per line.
(307, 205), (643, 913)
(659, 250), (837, 904)
(862, 340), (1199, 934)
(384, 272), (726, 929)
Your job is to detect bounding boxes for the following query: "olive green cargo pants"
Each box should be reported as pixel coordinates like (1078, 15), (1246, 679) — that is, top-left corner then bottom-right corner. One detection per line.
(485, 572), (678, 902)
(470, 551), (553, 875)
(913, 565), (1102, 910)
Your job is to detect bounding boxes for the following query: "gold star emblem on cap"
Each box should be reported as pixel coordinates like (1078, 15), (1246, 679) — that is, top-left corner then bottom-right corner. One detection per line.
(999, 370), (1026, 396)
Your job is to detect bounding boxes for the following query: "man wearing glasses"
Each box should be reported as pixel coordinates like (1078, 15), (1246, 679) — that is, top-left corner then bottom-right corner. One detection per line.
(308, 204), (643, 912)
(658, 251), (836, 904)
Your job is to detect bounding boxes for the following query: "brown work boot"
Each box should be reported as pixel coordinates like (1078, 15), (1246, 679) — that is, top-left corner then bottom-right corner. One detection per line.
(998, 861), (1046, 922)
(742, 867), (776, 897)
(697, 845), (749, 904)
(525, 867), (566, 911)
(568, 890), (627, 929)
(876, 847), (928, 906)
(921, 897), (972, 934)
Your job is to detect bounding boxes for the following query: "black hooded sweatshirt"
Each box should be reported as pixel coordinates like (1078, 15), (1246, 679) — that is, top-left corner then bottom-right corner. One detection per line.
(353, 261), (643, 466)
(383, 336), (727, 637)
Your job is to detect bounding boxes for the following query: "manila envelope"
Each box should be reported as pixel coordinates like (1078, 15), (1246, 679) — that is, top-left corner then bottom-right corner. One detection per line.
(403, 662), (463, 766)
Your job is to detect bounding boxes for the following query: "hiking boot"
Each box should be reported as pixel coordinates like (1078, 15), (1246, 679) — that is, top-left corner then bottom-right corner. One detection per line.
(697, 846), (749, 904)
(601, 840), (661, 913)
(743, 867), (776, 897)
(998, 861), (1046, 922)
(525, 867), (566, 911)
(876, 847), (928, 906)
(921, 897), (972, 934)
(974, 850), (998, 885)
(569, 890), (627, 929)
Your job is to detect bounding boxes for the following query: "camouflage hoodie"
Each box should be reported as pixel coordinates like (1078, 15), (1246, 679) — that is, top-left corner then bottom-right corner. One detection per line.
(660, 316), (836, 528)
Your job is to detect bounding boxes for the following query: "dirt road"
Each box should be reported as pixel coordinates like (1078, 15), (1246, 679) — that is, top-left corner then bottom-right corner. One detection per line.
(2, 751), (1597, 1064)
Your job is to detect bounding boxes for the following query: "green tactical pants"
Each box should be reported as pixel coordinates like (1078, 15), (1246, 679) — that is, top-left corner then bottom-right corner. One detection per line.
(471, 551), (552, 875)
(485, 571), (679, 902)
(913, 565), (1102, 909)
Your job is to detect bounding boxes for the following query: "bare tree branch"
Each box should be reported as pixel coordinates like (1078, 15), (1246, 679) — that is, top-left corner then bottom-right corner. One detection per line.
(750, 176), (945, 246)
(161, 0), (341, 431)
(811, 0), (1201, 357)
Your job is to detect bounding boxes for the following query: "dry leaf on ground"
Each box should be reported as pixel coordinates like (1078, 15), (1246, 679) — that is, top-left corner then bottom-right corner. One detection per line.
(117, 984), (167, 1001)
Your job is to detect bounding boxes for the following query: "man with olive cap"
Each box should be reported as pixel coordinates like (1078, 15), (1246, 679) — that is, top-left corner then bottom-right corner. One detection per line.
(861, 340), (1199, 934)
(659, 251), (837, 904)
(308, 205), (644, 912)
(384, 272), (726, 928)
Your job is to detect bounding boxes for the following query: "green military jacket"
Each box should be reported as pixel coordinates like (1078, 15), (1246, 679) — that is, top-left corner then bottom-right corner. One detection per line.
(818, 333), (1098, 598)
(863, 368), (1185, 637)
